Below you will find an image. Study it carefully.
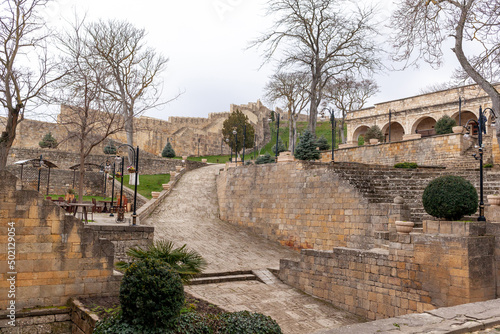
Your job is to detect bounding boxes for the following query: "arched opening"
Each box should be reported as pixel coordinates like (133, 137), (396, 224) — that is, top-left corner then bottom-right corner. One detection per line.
(353, 125), (370, 145)
(381, 122), (405, 142)
(451, 110), (478, 127)
(412, 117), (437, 137)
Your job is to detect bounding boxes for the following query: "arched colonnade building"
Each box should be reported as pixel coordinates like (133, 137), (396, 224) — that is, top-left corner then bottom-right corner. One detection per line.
(344, 83), (498, 147)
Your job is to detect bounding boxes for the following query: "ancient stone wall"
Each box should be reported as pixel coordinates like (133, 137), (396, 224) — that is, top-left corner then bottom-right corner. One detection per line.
(0, 170), (121, 311)
(217, 162), (392, 251)
(0, 307), (71, 333)
(280, 221), (497, 320)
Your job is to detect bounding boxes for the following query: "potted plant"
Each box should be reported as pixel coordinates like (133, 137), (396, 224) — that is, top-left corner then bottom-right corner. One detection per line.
(115, 172), (122, 178)
(127, 166), (136, 173)
(65, 188), (75, 202)
(395, 221), (414, 234)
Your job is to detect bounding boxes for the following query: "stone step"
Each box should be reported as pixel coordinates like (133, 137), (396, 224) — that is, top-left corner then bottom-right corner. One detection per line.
(188, 270), (258, 285)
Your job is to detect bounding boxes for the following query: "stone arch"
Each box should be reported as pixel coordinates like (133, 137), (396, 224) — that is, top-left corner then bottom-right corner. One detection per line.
(352, 125), (370, 143)
(411, 116), (437, 137)
(451, 110), (478, 126)
(381, 122), (405, 142)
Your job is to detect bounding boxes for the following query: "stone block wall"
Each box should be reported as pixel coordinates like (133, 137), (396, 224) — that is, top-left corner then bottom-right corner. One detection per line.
(217, 162), (392, 251)
(0, 170), (120, 311)
(0, 307), (71, 333)
(280, 221), (498, 320)
(321, 133), (486, 168)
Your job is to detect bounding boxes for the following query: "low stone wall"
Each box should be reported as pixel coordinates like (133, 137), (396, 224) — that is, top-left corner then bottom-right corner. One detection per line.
(217, 162), (394, 251)
(321, 133), (491, 168)
(280, 221), (498, 320)
(71, 299), (99, 334)
(0, 307), (71, 333)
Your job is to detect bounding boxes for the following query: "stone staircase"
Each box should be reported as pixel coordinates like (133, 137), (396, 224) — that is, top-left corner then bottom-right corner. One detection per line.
(188, 270), (258, 285)
(331, 162), (500, 224)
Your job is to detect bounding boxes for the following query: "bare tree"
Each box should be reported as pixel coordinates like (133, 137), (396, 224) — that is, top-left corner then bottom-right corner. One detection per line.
(251, 0), (381, 135)
(86, 20), (169, 163)
(0, 0), (63, 169)
(391, 0), (500, 145)
(56, 18), (124, 202)
(323, 76), (379, 143)
(264, 72), (310, 151)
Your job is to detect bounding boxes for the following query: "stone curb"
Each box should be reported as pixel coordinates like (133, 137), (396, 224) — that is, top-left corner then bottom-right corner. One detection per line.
(312, 299), (500, 334)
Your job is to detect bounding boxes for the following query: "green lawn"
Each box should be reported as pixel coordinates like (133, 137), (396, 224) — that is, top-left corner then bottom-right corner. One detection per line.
(119, 173), (170, 199)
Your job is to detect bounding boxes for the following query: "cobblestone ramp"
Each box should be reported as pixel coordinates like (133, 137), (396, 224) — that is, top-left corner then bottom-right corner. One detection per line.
(143, 164), (364, 334)
(143, 164), (300, 273)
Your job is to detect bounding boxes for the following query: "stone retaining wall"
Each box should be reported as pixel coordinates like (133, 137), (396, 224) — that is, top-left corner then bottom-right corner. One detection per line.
(280, 221), (498, 320)
(321, 133), (490, 168)
(0, 170), (120, 311)
(217, 162), (394, 251)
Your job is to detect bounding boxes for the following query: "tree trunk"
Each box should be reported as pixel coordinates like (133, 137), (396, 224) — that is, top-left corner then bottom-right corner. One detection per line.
(288, 109), (294, 151)
(454, 5), (500, 148)
(308, 78), (319, 136)
(124, 111), (134, 165)
(0, 106), (21, 170)
(341, 117), (346, 144)
(78, 145), (86, 204)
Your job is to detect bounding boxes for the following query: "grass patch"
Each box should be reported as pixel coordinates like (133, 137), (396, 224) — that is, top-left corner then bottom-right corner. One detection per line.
(119, 174), (170, 199)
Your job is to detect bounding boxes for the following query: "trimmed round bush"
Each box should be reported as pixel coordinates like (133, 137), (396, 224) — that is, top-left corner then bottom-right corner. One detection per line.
(120, 259), (185, 329)
(103, 143), (117, 155)
(422, 175), (478, 220)
(256, 153), (275, 164)
(435, 115), (456, 135)
(221, 311), (282, 334)
(162, 142), (176, 158)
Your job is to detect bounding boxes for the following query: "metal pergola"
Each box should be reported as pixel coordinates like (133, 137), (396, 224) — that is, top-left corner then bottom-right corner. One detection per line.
(15, 156), (58, 195)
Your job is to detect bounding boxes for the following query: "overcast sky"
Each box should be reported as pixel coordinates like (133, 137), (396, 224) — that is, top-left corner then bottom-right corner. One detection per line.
(42, 0), (460, 121)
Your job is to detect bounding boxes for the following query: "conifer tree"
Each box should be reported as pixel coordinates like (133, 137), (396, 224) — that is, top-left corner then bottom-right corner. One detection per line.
(294, 130), (320, 160)
(162, 142), (176, 158)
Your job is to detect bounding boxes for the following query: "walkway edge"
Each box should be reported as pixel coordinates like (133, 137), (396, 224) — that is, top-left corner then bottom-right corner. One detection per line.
(312, 298), (500, 334)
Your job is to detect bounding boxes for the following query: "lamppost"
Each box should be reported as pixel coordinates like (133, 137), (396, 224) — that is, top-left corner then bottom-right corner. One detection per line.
(322, 108), (335, 162)
(109, 162), (116, 217)
(233, 129), (237, 164)
(242, 123), (246, 164)
(464, 106), (496, 222)
(116, 144), (140, 225)
(268, 114), (280, 163)
(388, 109), (393, 142)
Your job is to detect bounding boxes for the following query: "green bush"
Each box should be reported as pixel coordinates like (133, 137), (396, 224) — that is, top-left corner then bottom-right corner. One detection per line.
(272, 137), (286, 155)
(162, 142), (176, 158)
(435, 115), (456, 135)
(120, 259), (185, 329)
(394, 162), (418, 169)
(358, 135), (365, 146)
(364, 125), (384, 143)
(221, 311), (282, 334)
(103, 143), (116, 155)
(484, 163), (493, 168)
(294, 130), (320, 161)
(256, 153), (275, 164)
(173, 313), (221, 334)
(315, 135), (330, 151)
(39, 132), (58, 148)
(422, 175), (478, 220)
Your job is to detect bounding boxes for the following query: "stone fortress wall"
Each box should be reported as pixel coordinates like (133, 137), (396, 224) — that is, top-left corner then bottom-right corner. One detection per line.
(4, 100), (276, 159)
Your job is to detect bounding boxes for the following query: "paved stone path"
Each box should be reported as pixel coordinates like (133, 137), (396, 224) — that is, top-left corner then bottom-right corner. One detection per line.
(143, 164), (363, 333)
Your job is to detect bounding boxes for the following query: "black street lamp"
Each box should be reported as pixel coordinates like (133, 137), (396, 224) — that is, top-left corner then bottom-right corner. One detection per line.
(109, 162), (116, 217)
(464, 106), (496, 222)
(242, 123), (246, 164)
(322, 108), (335, 162)
(116, 144), (140, 225)
(233, 129), (238, 164)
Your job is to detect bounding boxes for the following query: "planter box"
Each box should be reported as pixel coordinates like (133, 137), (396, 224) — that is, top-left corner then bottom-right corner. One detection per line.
(175, 165), (182, 172)
(395, 221), (414, 234)
(487, 195), (500, 206)
(162, 184), (171, 191)
(369, 139), (379, 145)
(452, 126), (464, 134)
(151, 192), (161, 199)
(201, 159), (208, 163)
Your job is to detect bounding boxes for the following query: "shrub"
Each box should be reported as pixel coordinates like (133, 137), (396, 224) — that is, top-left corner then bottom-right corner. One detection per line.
(358, 135), (365, 146)
(256, 153), (275, 164)
(39, 132), (57, 148)
(363, 125), (384, 143)
(435, 115), (456, 135)
(315, 135), (330, 151)
(221, 311), (282, 334)
(173, 313), (221, 334)
(484, 163), (493, 168)
(394, 162), (418, 169)
(103, 143), (116, 155)
(120, 259), (185, 329)
(162, 142), (176, 158)
(294, 130), (320, 161)
(422, 175), (478, 220)
(272, 137), (286, 155)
